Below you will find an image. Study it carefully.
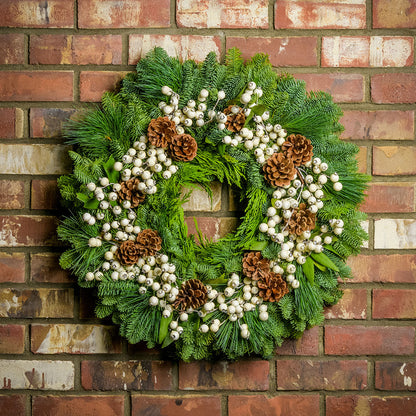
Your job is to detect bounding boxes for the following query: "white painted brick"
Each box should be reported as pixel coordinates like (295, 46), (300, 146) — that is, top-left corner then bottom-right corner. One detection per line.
(374, 219), (416, 249)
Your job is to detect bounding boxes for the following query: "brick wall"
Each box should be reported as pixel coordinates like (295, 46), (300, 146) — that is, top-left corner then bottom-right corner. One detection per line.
(0, 1), (415, 415)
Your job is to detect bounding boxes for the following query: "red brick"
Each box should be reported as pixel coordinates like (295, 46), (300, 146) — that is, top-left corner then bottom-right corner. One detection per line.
(228, 395), (320, 416)
(326, 395), (416, 416)
(33, 396), (124, 416)
(372, 73), (416, 104)
(325, 326), (415, 355)
(78, 0), (170, 28)
(275, 0), (366, 29)
(375, 361), (416, 391)
(0, 288), (74, 318)
(356, 146), (367, 174)
(30, 108), (75, 138)
(227, 37), (317, 67)
(30, 35), (122, 65)
(31, 253), (70, 283)
(373, 146), (416, 176)
(80, 71), (128, 102)
(0, 324), (25, 354)
(82, 360), (173, 390)
(0, 395), (26, 415)
(0, 180), (25, 209)
(177, 0), (268, 29)
(0, 34), (25, 64)
(373, 289), (416, 319)
(31, 179), (59, 210)
(276, 359), (367, 390)
(276, 326), (319, 355)
(179, 361), (269, 390)
(0, 252), (25, 283)
(129, 34), (221, 64)
(0, 0), (74, 28)
(294, 73), (364, 103)
(340, 110), (415, 141)
(373, 0), (416, 28)
(325, 289), (367, 319)
(0, 71), (73, 101)
(0, 216), (58, 247)
(0, 108), (18, 138)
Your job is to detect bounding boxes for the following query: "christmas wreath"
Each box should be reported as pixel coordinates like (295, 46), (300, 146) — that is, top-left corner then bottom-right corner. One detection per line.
(58, 48), (368, 360)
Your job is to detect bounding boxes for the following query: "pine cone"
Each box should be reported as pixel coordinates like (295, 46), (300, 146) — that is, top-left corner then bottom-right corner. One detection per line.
(147, 116), (177, 148)
(117, 178), (146, 208)
(242, 251), (270, 281)
(282, 134), (313, 166)
(223, 105), (246, 132)
(285, 203), (316, 236)
(173, 279), (208, 311)
(258, 272), (289, 303)
(135, 229), (162, 257)
(117, 240), (141, 265)
(263, 152), (296, 188)
(169, 134), (198, 162)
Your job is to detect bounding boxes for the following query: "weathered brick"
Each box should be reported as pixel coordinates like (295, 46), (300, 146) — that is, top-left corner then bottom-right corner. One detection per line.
(31, 253), (70, 283)
(229, 395), (320, 416)
(356, 146), (367, 174)
(227, 37), (317, 67)
(294, 74), (364, 103)
(0, 216), (58, 247)
(179, 361), (269, 390)
(182, 182), (221, 212)
(375, 361), (416, 391)
(324, 289), (367, 320)
(0, 108), (23, 138)
(185, 217), (238, 242)
(0, 252), (25, 283)
(0, 144), (71, 175)
(373, 146), (416, 176)
(177, 0), (268, 28)
(0, 360), (74, 390)
(0, 288), (74, 318)
(78, 0), (170, 28)
(0, 180), (25, 209)
(341, 110), (415, 141)
(372, 73), (416, 104)
(33, 395), (124, 416)
(276, 327), (319, 356)
(80, 71), (128, 102)
(325, 325), (415, 355)
(348, 254), (416, 283)
(0, 71), (73, 101)
(0, 395), (26, 414)
(373, 0), (416, 28)
(373, 289), (416, 319)
(0, 324), (25, 354)
(0, 34), (25, 64)
(30, 35), (122, 65)
(326, 395), (416, 416)
(30, 108), (76, 138)
(31, 179), (59, 210)
(129, 34), (221, 65)
(275, 0), (366, 29)
(374, 219), (416, 249)
(276, 360), (367, 390)
(31, 324), (122, 354)
(132, 395), (221, 416)
(0, 0), (74, 28)
(82, 360), (173, 390)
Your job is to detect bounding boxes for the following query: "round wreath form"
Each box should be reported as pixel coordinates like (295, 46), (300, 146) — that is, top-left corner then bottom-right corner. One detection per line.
(58, 48), (368, 361)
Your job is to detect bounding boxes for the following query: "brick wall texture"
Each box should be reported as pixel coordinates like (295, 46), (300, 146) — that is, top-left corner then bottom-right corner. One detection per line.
(0, 1), (415, 415)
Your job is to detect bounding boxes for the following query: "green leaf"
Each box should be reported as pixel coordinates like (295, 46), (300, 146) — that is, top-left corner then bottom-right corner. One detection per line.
(158, 314), (173, 344)
(206, 273), (228, 285)
(249, 241), (268, 251)
(76, 192), (89, 203)
(218, 143), (226, 156)
(161, 335), (174, 348)
(103, 155), (120, 183)
(302, 257), (315, 284)
(311, 252), (339, 272)
(84, 199), (100, 209)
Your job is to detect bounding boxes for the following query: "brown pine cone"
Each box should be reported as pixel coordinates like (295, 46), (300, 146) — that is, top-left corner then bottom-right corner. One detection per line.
(285, 203), (316, 236)
(223, 105), (246, 132)
(169, 134), (198, 162)
(263, 152), (296, 188)
(282, 134), (313, 166)
(117, 240), (141, 265)
(242, 251), (270, 281)
(258, 272), (289, 303)
(117, 178), (146, 208)
(135, 229), (162, 257)
(173, 279), (208, 311)
(147, 116), (177, 148)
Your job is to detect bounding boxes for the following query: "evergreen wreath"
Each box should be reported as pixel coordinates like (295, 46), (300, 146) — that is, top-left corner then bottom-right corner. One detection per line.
(58, 48), (369, 361)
